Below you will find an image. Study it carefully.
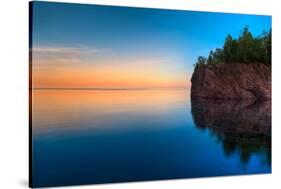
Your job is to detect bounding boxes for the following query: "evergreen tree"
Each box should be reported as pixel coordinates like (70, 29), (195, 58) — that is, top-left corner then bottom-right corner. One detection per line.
(265, 29), (272, 65)
(194, 26), (271, 69)
(237, 26), (255, 63)
(207, 50), (214, 65)
(194, 56), (207, 69)
(223, 34), (234, 63)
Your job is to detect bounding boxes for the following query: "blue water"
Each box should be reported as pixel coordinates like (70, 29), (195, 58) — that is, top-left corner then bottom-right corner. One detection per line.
(31, 90), (271, 187)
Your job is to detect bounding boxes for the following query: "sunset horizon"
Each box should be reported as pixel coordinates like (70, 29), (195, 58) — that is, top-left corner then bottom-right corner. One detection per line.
(31, 2), (270, 89)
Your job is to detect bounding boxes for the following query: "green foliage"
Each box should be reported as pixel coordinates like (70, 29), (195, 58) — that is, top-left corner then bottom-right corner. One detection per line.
(194, 56), (207, 69)
(194, 26), (272, 69)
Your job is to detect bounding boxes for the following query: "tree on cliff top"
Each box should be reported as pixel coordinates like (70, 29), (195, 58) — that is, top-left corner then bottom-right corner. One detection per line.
(194, 26), (272, 69)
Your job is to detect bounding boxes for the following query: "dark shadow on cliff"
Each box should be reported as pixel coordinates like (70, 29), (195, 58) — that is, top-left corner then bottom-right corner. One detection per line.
(191, 98), (271, 166)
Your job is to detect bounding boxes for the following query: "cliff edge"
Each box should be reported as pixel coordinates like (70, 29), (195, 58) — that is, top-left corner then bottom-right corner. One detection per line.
(191, 63), (271, 100)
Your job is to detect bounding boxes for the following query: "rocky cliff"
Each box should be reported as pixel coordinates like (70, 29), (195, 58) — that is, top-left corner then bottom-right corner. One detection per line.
(191, 63), (271, 100)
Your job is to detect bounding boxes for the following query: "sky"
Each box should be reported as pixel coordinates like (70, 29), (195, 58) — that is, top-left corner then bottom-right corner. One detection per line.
(31, 1), (271, 89)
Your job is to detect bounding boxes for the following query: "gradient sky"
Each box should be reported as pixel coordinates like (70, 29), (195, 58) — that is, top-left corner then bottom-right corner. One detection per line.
(31, 1), (271, 89)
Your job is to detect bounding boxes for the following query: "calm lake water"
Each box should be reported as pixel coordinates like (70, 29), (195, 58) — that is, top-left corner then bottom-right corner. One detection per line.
(31, 89), (271, 187)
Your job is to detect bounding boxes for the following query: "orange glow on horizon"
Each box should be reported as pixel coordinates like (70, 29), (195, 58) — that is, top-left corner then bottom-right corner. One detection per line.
(32, 59), (190, 89)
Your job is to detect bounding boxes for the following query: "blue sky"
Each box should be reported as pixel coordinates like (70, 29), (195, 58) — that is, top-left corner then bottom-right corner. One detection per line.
(31, 1), (271, 88)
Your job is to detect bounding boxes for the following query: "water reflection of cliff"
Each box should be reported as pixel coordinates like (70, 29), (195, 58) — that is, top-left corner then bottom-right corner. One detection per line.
(191, 98), (271, 166)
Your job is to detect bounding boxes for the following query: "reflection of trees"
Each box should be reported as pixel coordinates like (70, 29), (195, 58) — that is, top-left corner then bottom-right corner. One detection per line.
(191, 98), (271, 166)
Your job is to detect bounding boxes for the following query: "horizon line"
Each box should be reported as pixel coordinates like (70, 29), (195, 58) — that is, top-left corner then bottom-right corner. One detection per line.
(30, 87), (189, 91)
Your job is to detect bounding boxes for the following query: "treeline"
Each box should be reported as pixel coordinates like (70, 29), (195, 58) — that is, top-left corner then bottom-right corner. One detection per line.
(194, 26), (271, 69)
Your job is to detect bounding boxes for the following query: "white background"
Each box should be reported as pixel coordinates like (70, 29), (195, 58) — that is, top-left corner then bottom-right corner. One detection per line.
(0, 0), (280, 188)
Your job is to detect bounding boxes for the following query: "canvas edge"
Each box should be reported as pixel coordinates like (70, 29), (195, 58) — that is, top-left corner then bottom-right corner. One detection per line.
(29, 1), (33, 188)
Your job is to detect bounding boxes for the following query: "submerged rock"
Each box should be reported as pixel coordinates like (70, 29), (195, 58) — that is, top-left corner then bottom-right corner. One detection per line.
(191, 63), (271, 100)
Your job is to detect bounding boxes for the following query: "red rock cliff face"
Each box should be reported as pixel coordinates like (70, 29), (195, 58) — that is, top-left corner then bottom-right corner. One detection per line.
(191, 63), (271, 100)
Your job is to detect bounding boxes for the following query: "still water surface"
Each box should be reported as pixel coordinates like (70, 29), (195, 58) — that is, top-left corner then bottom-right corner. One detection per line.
(32, 89), (271, 187)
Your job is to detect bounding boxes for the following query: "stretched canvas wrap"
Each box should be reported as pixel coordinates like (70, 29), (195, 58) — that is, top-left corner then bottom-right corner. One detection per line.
(29, 1), (272, 188)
